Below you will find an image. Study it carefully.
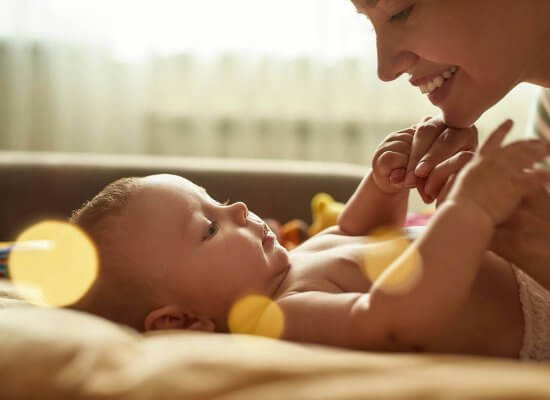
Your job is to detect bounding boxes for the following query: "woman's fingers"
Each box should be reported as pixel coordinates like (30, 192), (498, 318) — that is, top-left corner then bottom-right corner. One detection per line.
(423, 151), (475, 200)
(435, 173), (457, 208)
(414, 126), (478, 179)
(404, 117), (447, 187)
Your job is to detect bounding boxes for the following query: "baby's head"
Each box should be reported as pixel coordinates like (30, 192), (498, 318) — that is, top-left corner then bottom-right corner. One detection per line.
(70, 174), (290, 333)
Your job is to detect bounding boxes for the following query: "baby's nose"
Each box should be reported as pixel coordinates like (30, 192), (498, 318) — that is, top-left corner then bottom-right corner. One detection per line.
(231, 201), (249, 225)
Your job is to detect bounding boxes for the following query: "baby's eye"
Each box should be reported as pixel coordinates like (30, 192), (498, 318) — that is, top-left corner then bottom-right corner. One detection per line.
(390, 4), (415, 22)
(204, 221), (219, 240)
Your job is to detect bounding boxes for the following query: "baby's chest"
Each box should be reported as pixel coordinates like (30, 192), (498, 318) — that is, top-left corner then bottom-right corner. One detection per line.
(287, 238), (373, 293)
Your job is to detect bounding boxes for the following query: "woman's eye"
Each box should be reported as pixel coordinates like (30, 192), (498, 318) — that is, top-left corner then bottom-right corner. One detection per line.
(204, 221), (219, 240)
(390, 4), (415, 22)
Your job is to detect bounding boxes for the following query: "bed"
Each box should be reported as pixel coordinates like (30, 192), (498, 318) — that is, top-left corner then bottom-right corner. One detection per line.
(1, 151), (550, 400)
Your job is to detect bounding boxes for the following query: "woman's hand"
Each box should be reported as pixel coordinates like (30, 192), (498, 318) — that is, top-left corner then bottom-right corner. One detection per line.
(405, 116), (478, 203)
(373, 116), (477, 201)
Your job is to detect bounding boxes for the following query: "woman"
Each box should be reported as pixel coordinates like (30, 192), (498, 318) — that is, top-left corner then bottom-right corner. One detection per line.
(351, 0), (550, 288)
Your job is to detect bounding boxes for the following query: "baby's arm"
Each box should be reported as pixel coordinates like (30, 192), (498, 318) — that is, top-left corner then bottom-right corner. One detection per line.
(338, 128), (414, 235)
(278, 291), (416, 351)
(337, 170), (410, 235)
(370, 121), (550, 344)
(281, 123), (550, 351)
(277, 200), (494, 351)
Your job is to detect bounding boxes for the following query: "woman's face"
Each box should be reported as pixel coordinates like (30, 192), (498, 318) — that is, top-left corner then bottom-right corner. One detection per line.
(353, 0), (542, 127)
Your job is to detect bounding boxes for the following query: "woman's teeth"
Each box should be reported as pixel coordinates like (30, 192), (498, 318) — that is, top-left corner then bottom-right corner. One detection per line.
(420, 66), (457, 94)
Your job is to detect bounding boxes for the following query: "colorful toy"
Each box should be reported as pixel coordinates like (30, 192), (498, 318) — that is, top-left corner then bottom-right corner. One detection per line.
(0, 241), (56, 279)
(0, 243), (9, 278)
(280, 219), (309, 250)
(308, 193), (345, 237)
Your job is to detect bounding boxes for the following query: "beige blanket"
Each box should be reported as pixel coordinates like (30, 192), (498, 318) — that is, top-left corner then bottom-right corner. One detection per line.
(1, 284), (550, 400)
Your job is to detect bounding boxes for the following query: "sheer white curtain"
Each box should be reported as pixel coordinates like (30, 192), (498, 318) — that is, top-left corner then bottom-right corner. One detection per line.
(0, 0), (539, 162)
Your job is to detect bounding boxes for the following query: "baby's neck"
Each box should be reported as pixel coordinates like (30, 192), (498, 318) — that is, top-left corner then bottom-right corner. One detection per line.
(270, 263), (292, 300)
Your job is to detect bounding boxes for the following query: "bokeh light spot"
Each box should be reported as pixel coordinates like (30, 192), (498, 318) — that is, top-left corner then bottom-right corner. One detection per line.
(363, 226), (423, 294)
(374, 245), (423, 294)
(9, 220), (98, 307)
(228, 295), (285, 339)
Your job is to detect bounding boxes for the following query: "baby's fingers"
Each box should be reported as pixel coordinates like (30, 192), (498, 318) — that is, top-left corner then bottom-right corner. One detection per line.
(373, 139), (411, 165)
(504, 139), (550, 171)
(480, 119), (514, 155)
(376, 151), (409, 177)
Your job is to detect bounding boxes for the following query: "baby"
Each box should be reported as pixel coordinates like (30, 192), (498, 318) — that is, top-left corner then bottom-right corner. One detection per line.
(70, 120), (550, 361)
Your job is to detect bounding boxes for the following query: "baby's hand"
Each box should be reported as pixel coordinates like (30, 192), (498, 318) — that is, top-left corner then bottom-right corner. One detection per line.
(371, 127), (414, 194)
(447, 120), (550, 226)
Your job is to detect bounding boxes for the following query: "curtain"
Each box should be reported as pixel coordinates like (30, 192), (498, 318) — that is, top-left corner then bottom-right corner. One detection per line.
(0, 0), (539, 164)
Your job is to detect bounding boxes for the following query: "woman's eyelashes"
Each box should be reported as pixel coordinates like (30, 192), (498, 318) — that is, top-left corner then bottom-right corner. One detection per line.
(390, 4), (415, 22)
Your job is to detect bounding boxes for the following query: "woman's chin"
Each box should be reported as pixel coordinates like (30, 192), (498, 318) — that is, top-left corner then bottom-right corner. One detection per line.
(440, 105), (485, 129)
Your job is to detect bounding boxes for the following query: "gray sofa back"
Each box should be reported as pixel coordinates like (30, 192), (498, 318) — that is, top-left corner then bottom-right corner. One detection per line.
(0, 152), (365, 240)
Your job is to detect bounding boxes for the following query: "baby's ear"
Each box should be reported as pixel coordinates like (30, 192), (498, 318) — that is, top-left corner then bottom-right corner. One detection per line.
(144, 305), (215, 332)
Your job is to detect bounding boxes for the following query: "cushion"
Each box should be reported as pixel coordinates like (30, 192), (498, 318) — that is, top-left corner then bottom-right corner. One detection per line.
(1, 298), (550, 399)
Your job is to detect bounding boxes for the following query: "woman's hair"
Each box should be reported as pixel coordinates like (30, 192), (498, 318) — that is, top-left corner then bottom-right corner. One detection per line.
(68, 177), (155, 331)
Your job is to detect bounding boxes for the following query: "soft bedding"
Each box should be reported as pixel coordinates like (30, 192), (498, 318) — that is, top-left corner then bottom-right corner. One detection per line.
(2, 153), (550, 399)
(1, 282), (550, 400)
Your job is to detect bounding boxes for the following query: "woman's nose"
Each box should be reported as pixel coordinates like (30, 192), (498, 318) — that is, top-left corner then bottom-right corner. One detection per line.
(376, 35), (418, 82)
(229, 201), (249, 226)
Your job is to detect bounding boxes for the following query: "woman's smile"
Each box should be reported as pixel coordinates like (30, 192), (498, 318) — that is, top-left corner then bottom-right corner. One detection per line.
(410, 66), (458, 96)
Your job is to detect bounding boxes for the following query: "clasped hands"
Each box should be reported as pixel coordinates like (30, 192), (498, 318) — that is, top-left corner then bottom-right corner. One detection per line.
(373, 116), (550, 290)
(372, 116), (477, 204)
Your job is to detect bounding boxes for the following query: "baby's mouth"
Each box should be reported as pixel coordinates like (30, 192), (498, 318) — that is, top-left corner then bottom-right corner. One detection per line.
(262, 224), (275, 247)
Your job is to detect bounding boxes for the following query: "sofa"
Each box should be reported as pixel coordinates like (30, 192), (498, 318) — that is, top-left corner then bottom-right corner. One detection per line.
(1, 151), (550, 400)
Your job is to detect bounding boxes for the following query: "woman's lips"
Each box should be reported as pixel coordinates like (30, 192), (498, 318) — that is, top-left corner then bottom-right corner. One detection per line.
(427, 68), (459, 106)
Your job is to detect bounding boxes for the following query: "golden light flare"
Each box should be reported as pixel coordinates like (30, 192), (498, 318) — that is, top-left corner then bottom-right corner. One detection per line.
(228, 295), (285, 339)
(9, 220), (98, 307)
(363, 226), (424, 294)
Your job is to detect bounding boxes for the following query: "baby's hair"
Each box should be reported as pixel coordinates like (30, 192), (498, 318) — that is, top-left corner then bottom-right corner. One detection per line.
(69, 177), (155, 331)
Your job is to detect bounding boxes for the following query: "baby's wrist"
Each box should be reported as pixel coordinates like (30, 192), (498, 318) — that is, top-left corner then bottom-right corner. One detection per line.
(441, 197), (495, 230)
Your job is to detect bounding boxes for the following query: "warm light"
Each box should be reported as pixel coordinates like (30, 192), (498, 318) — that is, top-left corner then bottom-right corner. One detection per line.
(363, 226), (423, 294)
(9, 220), (98, 307)
(374, 245), (423, 294)
(228, 295), (285, 339)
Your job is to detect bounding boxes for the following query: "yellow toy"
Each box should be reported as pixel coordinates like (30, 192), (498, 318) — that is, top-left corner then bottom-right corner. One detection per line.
(308, 193), (345, 237)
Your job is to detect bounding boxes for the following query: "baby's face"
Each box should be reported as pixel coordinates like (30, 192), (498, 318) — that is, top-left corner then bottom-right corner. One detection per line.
(121, 174), (290, 319)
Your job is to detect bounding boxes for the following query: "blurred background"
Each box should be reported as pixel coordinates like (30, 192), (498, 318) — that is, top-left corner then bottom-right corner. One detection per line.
(0, 0), (540, 164)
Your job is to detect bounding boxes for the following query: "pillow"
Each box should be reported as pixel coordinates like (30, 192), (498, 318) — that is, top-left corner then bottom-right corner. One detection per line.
(2, 289), (550, 399)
